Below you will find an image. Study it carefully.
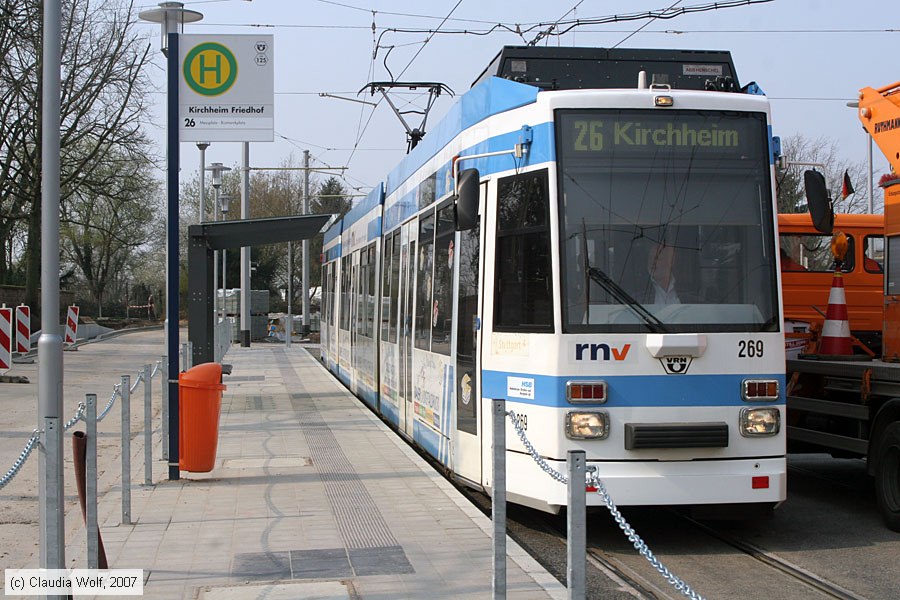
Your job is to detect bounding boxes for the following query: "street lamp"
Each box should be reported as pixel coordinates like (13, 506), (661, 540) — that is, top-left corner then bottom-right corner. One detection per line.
(196, 142), (210, 223)
(220, 193), (233, 316)
(206, 163), (231, 321)
(848, 100), (875, 214)
(138, 2), (203, 57)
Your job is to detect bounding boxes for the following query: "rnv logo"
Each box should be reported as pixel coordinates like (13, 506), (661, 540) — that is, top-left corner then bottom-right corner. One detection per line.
(574, 343), (631, 361)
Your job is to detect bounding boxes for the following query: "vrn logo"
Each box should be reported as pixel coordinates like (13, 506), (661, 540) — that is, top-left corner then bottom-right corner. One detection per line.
(660, 356), (692, 374)
(574, 343), (631, 361)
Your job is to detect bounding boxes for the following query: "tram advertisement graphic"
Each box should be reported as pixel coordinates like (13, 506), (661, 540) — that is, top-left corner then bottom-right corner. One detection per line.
(414, 353), (452, 434)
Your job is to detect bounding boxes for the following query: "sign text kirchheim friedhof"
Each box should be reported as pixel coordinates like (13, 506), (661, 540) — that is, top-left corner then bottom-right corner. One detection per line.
(179, 34), (274, 142)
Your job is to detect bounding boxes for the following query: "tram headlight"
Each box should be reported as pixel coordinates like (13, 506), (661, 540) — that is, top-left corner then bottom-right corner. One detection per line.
(565, 411), (609, 440)
(739, 407), (781, 437)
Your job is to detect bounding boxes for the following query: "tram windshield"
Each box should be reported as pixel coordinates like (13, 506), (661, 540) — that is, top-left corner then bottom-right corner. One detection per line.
(556, 109), (778, 333)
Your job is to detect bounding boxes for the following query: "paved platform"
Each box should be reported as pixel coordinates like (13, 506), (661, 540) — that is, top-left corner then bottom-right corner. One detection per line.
(71, 343), (565, 599)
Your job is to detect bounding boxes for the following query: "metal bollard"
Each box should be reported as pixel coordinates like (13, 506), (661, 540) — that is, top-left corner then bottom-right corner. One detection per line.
(567, 451), (586, 600)
(85, 395), (99, 569)
(181, 343), (188, 373)
(121, 375), (131, 525)
(161, 357), (169, 461)
(187, 341), (193, 369)
(42, 416), (63, 573)
(143, 364), (152, 486)
(492, 399), (507, 600)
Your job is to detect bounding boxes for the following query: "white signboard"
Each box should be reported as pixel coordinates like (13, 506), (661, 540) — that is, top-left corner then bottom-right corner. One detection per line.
(178, 34), (274, 142)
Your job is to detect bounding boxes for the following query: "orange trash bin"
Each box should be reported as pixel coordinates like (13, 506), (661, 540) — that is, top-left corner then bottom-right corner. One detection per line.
(178, 362), (227, 472)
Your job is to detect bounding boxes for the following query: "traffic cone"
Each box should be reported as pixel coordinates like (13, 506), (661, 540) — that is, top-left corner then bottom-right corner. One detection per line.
(819, 269), (853, 355)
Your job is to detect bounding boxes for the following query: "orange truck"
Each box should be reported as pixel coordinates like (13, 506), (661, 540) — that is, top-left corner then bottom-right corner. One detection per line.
(786, 79), (900, 532)
(779, 212), (884, 353)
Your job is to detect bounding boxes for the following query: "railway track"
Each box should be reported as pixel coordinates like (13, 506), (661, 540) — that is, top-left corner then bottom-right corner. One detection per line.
(457, 479), (869, 599)
(578, 507), (869, 600)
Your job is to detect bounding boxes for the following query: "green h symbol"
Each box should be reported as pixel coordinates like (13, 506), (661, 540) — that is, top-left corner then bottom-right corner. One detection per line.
(199, 53), (222, 84)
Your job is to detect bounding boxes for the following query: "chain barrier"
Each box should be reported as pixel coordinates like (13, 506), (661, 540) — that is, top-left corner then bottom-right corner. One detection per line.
(506, 411), (705, 600)
(97, 385), (121, 423)
(0, 430), (41, 490)
(129, 372), (143, 394)
(1, 360), (165, 489)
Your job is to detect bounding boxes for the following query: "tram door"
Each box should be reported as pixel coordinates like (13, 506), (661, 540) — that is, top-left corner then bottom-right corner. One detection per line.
(455, 182), (486, 483)
(397, 220), (417, 439)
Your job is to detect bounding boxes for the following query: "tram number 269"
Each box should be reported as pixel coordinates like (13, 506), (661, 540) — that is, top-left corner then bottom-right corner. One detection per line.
(513, 413), (528, 431)
(737, 339), (764, 358)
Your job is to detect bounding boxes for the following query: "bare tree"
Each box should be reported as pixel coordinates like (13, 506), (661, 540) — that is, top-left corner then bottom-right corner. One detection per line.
(777, 134), (878, 215)
(60, 146), (159, 316)
(0, 0), (156, 320)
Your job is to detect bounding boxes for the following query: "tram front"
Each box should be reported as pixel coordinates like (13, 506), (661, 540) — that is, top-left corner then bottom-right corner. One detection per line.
(497, 95), (785, 512)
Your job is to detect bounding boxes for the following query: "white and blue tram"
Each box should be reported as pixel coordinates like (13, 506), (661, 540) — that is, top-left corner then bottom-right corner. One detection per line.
(321, 47), (786, 512)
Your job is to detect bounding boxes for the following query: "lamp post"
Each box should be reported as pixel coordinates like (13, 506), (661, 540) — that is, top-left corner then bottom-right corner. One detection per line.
(39, 0), (65, 579)
(220, 193), (233, 322)
(197, 141), (210, 223)
(139, 0), (203, 481)
(847, 100), (875, 214)
(207, 163), (230, 321)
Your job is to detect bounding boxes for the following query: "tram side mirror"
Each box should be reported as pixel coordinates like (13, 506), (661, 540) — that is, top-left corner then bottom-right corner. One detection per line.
(804, 170), (834, 235)
(454, 168), (480, 231)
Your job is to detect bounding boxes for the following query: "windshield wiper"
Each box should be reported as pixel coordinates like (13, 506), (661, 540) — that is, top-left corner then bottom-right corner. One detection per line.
(587, 266), (669, 333)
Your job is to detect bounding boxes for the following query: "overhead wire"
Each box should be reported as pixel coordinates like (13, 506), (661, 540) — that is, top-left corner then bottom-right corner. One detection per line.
(612, 0), (683, 49)
(527, 0), (585, 47)
(346, 0), (464, 171)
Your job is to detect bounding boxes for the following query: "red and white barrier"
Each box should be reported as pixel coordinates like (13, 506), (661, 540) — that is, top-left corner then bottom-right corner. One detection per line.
(65, 305), (80, 345)
(0, 306), (12, 374)
(15, 304), (30, 353)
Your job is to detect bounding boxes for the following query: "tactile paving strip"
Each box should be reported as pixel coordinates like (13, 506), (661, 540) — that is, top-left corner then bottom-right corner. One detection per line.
(275, 350), (400, 551)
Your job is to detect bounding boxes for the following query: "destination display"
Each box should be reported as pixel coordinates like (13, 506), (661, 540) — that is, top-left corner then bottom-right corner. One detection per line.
(559, 110), (764, 157)
(178, 34), (274, 142)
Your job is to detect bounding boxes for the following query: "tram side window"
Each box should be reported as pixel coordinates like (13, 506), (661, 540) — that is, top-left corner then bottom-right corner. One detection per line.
(328, 263), (337, 326)
(415, 213), (435, 350)
(431, 203), (455, 356)
(340, 256), (351, 331)
(494, 169), (554, 332)
(389, 233), (401, 343)
(356, 251), (367, 338)
(322, 262), (330, 325)
(352, 260), (362, 336)
(381, 233), (393, 340)
(366, 243), (377, 338)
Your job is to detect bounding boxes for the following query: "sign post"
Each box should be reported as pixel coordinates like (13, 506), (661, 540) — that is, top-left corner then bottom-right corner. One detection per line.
(166, 33), (274, 479)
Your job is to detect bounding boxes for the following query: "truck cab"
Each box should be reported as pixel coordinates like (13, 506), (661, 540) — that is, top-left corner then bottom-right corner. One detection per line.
(779, 212), (884, 353)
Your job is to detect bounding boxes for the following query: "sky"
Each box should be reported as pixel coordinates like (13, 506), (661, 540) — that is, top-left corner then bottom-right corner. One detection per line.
(135, 0), (899, 207)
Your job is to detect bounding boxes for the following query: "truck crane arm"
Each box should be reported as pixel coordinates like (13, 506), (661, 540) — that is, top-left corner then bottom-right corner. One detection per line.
(858, 81), (900, 176)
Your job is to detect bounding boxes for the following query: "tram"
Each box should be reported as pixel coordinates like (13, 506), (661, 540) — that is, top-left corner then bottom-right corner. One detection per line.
(321, 47), (786, 513)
